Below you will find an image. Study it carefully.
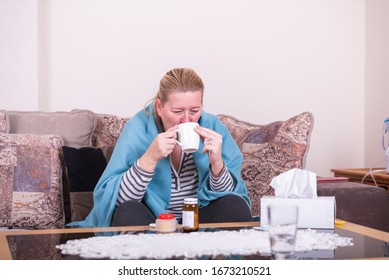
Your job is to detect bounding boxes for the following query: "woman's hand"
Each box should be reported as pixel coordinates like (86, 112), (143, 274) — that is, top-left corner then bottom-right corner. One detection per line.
(194, 125), (224, 176)
(138, 125), (178, 172)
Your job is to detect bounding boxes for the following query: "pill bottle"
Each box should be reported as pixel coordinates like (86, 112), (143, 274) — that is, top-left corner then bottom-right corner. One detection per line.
(155, 213), (177, 233)
(182, 198), (199, 232)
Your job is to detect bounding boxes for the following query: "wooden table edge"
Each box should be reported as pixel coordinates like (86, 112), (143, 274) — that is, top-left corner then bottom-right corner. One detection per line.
(331, 168), (388, 178)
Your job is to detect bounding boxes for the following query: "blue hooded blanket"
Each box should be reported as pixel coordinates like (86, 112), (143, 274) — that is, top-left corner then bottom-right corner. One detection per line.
(68, 105), (250, 228)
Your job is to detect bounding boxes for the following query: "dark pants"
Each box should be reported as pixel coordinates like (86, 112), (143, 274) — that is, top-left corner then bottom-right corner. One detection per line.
(111, 194), (252, 226)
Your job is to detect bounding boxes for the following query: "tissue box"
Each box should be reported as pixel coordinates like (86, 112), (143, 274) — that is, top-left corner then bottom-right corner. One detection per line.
(260, 196), (336, 229)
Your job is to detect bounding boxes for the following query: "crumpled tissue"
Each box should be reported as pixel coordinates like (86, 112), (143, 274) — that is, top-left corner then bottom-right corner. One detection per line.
(270, 168), (317, 198)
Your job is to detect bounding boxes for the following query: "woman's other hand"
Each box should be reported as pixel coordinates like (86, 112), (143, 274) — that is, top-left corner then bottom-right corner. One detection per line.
(194, 125), (224, 176)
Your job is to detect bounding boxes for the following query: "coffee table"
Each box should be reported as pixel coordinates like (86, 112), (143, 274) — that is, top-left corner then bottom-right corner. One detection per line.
(1, 221), (389, 260)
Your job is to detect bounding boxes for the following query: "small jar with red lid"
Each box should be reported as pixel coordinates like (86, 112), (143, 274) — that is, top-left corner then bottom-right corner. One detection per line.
(155, 213), (177, 233)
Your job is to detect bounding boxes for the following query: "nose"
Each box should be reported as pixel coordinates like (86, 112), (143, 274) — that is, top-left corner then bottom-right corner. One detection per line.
(182, 111), (190, 122)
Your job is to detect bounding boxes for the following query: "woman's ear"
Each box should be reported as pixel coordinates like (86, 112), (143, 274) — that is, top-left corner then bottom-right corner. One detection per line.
(155, 98), (162, 114)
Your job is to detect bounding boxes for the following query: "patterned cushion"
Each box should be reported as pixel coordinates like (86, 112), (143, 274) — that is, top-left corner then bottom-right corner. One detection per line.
(7, 109), (96, 148)
(0, 110), (9, 133)
(92, 113), (129, 148)
(218, 112), (314, 217)
(0, 133), (65, 229)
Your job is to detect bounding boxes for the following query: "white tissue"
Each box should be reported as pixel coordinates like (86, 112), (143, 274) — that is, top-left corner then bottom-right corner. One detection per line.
(270, 168), (317, 198)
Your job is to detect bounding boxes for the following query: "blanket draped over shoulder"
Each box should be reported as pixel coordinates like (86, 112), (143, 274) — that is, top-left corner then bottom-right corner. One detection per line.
(68, 104), (250, 228)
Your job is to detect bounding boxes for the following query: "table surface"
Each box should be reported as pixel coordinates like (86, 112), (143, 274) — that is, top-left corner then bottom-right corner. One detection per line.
(332, 167), (389, 177)
(1, 221), (389, 260)
(332, 167), (389, 190)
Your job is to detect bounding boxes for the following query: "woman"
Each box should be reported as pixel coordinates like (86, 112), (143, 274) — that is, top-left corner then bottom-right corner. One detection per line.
(69, 68), (251, 228)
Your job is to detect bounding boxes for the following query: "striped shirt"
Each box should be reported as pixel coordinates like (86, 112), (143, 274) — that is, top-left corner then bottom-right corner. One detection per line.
(117, 152), (234, 219)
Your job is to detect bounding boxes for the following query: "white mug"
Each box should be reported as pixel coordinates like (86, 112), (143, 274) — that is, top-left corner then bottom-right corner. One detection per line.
(175, 122), (200, 153)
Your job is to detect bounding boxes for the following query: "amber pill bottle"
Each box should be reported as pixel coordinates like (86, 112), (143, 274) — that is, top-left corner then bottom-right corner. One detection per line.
(182, 198), (199, 232)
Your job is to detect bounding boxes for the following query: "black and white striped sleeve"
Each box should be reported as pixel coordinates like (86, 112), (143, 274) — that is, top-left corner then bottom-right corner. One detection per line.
(117, 160), (154, 205)
(209, 164), (234, 192)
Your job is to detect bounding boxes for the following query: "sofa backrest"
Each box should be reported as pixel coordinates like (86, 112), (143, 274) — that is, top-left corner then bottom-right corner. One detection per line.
(1, 109), (313, 227)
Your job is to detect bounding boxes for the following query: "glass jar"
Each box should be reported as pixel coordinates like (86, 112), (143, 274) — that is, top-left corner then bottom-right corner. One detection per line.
(155, 213), (177, 233)
(182, 198), (199, 232)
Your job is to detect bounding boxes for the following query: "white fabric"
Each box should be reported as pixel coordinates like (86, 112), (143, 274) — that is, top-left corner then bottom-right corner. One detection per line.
(56, 229), (353, 259)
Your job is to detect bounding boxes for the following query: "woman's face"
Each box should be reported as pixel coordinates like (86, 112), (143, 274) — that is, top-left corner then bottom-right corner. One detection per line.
(156, 91), (203, 131)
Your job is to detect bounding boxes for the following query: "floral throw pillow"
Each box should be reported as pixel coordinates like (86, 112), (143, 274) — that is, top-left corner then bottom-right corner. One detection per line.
(92, 113), (129, 148)
(0, 110), (9, 133)
(0, 133), (65, 229)
(218, 112), (314, 217)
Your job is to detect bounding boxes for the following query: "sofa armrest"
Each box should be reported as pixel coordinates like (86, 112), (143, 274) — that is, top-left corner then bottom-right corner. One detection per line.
(317, 181), (389, 232)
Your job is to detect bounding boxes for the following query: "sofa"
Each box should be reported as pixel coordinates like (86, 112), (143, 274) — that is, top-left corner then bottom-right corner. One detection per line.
(1, 109), (388, 232)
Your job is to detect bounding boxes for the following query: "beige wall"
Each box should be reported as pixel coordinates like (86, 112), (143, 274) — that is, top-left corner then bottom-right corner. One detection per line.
(365, 0), (389, 168)
(2, 0), (387, 177)
(0, 0), (38, 109)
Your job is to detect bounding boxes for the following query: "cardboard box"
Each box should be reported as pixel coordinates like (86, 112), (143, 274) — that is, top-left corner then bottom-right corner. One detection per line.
(260, 196), (336, 229)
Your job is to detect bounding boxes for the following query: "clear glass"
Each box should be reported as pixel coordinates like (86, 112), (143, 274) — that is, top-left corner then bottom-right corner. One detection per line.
(267, 204), (298, 260)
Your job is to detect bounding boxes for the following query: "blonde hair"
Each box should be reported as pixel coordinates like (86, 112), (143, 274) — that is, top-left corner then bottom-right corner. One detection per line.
(147, 68), (204, 126)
